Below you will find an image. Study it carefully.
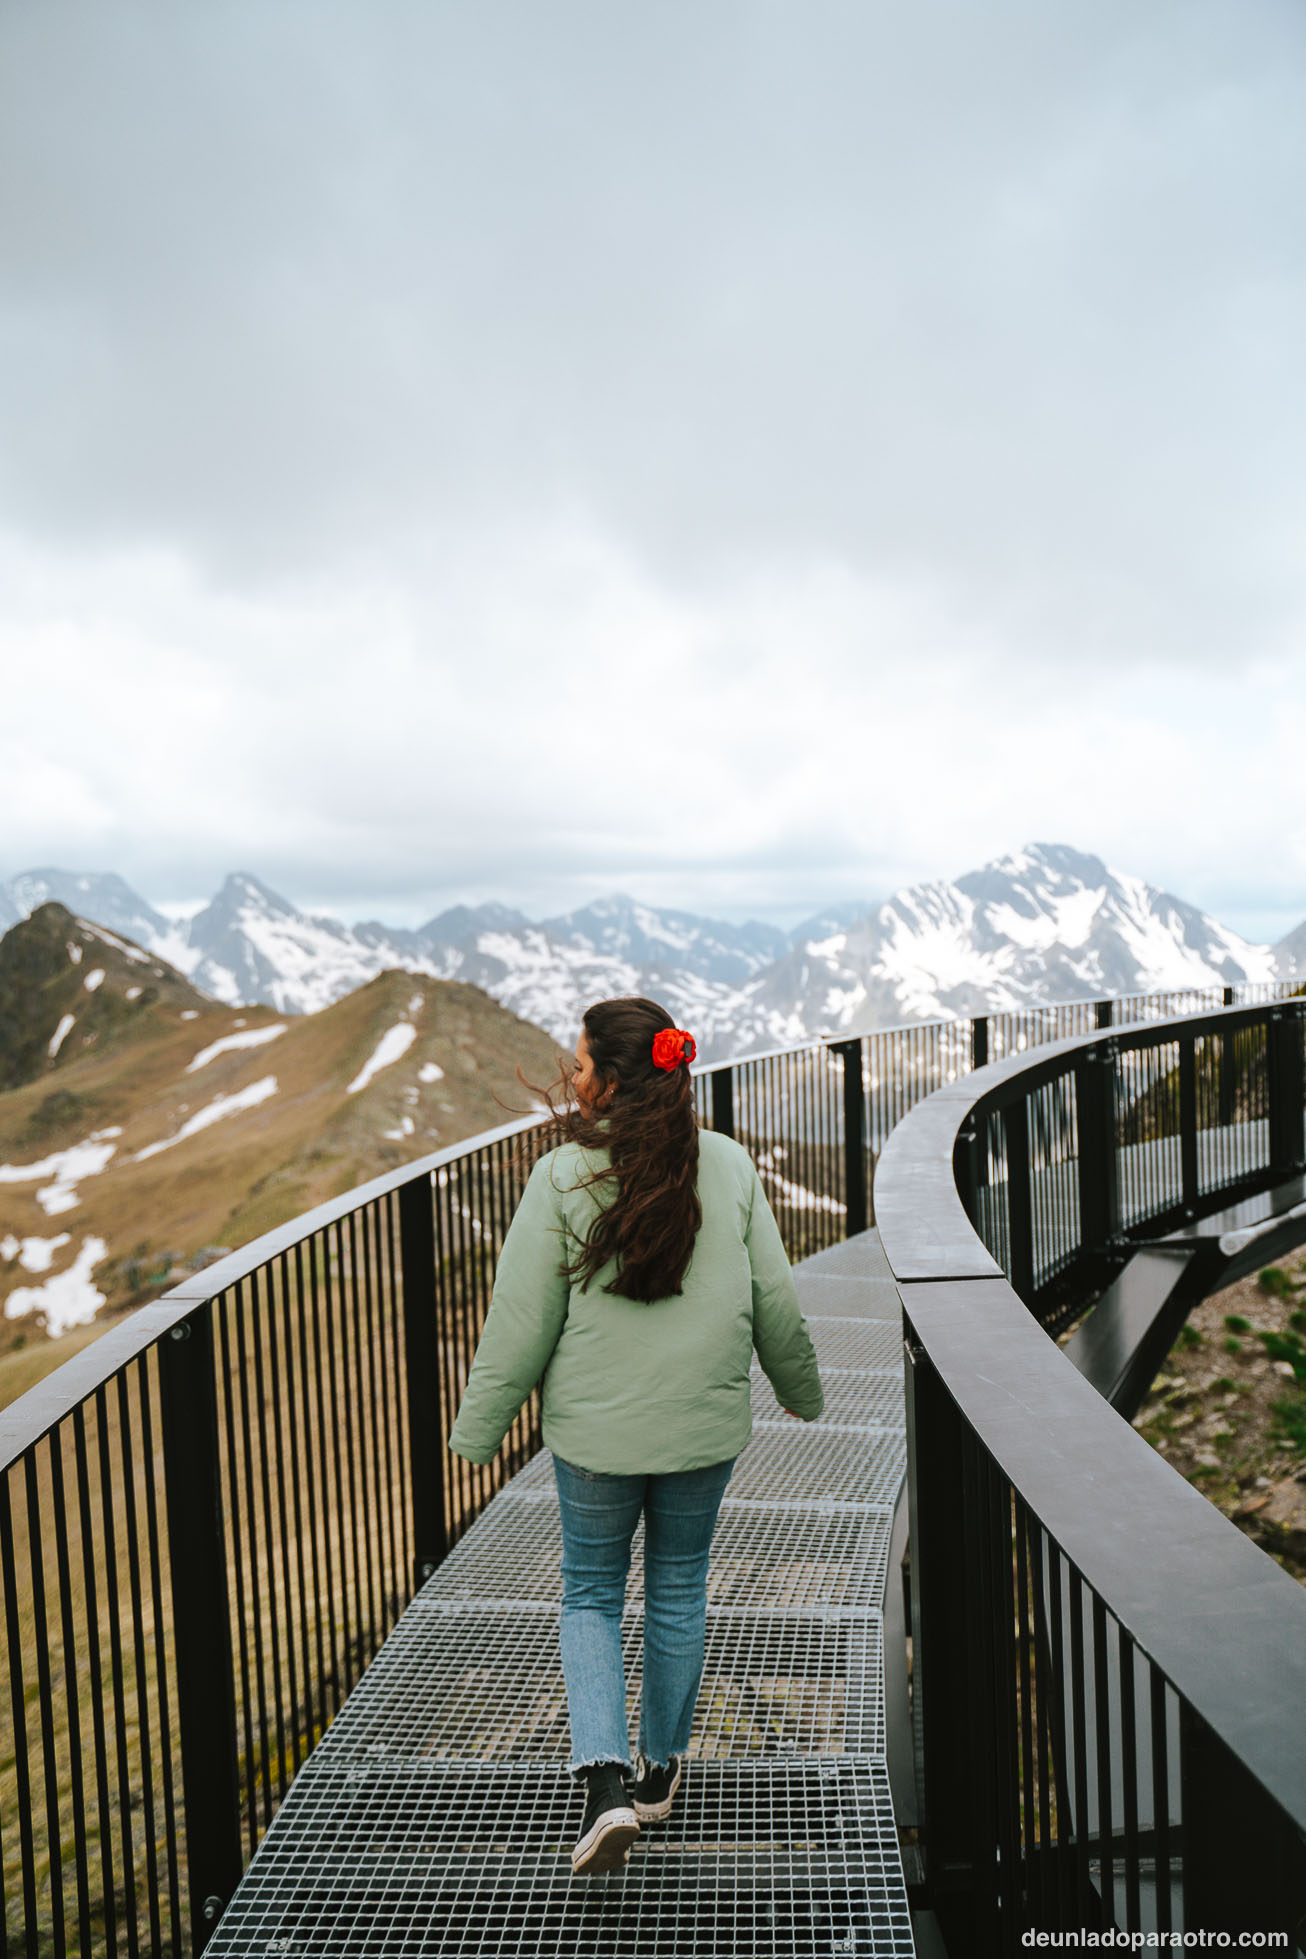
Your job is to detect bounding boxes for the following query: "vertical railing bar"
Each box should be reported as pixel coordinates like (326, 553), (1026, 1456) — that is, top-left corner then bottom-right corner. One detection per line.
(322, 1218), (357, 1698)
(23, 1447), (67, 1957)
(360, 1203), (397, 1635)
(112, 1367), (165, 1957)
(1151, 1669), (1172, 1934)
(434, 1164), (467, 1543)
(94, 1382), (141, 1959)
(259, 1254), (300, 1789)
(379, 1193), (411, 1593)
(431, 1168), (463, 1546)
(1, 1475), (41, 1959)
(329, 1215), (364, 1673)
(345, 1208), (380, 1656)
(1014, 1490), (1037, 1916)
(1041, 1543), (1072, 1927)
(1092, 1592), (1113, 1925)
(294, 1235), (331, 1746)
(216, 1295), (259, 1857)
(47, 1427), (94, 1958)
(1068, 1564), (1091, 1926)
(273, 1247), (313, 1776)
(232, 1276), (275, 1829)
(1028, 1508), (1055, 1927)
(341, 1210), (376, 1660)
(72, 1402), (119, 1959)
(1118, 1623), (1140, 1931)
(135, 1348), (185, 1950)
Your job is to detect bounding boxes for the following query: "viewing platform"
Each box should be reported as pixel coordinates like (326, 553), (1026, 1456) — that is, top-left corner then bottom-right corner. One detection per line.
(202, 1230), (921, 1956)
(5, 984), (1306, 1956)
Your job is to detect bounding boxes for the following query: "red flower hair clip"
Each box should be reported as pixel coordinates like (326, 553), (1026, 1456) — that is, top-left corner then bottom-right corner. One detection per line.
(652, 1027), (696, 1071)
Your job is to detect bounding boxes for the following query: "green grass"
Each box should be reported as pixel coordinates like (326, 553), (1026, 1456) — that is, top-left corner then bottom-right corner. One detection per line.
(1223, 1335), (1243, 1357)
(1270, 1388), (1306, 1457)
(1176, 1323), (1204, 1349)
(1258, 1267), (1294, 1298)
(1213, 1376), (1239, 1393)
(1259, 1327), (1306, 1384)
(1224, 1313), (1252, 1334)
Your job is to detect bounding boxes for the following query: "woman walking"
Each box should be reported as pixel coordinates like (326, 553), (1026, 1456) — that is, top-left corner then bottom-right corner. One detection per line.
(448, 996), (824, 1875)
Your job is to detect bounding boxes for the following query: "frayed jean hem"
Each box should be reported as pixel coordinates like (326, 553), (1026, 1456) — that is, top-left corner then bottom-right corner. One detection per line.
(570, 1753), (632, 1779)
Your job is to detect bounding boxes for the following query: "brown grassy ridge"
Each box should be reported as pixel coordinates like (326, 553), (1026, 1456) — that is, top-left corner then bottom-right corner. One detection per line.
(1, 935), (565, 1389)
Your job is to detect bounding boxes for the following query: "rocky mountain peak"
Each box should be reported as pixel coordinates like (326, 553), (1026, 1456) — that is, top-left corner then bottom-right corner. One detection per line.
(0, 904), (210, 1092)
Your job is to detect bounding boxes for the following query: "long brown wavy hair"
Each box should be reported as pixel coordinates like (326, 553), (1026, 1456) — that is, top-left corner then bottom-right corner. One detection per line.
(531, 996), (702, 1303)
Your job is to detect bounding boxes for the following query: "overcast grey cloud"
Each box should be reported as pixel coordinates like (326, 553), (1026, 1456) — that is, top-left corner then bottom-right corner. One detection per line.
(2, 1), (1305, 938)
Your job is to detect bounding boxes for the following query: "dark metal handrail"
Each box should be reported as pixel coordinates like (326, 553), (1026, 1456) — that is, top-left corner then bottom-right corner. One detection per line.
(875, 998), (1306, 1951)
(4, 979), (1304, 1956)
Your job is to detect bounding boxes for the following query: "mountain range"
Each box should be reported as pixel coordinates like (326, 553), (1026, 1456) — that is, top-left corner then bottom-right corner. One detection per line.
(0, 903), (559, 1349)
(2, 846), (1300, 1060)
(2, 841), (1303, 1351)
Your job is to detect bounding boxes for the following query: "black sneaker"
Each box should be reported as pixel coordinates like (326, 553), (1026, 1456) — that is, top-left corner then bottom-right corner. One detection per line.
(630, 1753), (683, 1822)
(571, 1764), (639, 1875)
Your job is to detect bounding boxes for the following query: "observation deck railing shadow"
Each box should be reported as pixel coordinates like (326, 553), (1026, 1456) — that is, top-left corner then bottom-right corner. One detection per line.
(2, 980), (1303, 1955)
(875, 996), (1306, 1954)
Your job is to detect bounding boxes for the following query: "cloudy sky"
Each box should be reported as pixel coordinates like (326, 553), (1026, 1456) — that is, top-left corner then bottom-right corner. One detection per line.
(2, 1), (1304, 939)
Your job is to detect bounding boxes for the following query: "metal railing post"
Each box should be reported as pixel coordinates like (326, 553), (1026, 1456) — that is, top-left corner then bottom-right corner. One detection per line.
(905, 1316), (993, 1951)
(1095, 999), (1114, 1030)
(1003, 1097), (1034, 1298)
(1076, 1043), (1120, 1263)
(398, 1174), (449, 1589)
(1179, 1034), (1199, 1214)
(971, 1016), (989, 1071)
(834, 1038), (867, 1236)
(709, 1065), (735, 1139)
(1180, 1702), (1306, 1939)
(1268, 1006), (1306, 1175)
(157, 1306), (243, 1953)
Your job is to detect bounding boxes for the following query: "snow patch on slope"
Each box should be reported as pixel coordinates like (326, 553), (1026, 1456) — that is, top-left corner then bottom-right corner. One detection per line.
(186, 1025), (287, 1072)
(48, 1014), (76, 1058)
(4, 1237), (109, 1335)
(347, 1025), (417, 1095)
(135, 1079), (279, 1160)
(0, 1132), (122, 1215)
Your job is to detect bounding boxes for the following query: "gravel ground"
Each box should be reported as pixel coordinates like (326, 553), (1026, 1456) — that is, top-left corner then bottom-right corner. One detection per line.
(1121, 1241), (1306, 1583)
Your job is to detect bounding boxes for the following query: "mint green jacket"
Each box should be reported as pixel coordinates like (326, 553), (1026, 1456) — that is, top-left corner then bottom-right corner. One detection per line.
(447, 1128), (824, 1473)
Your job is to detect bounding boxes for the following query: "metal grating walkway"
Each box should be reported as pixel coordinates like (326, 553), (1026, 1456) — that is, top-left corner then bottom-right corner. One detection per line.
(205, 1232), (916, 1957)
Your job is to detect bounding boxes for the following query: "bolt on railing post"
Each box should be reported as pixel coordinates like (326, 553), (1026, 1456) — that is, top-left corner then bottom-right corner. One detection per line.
(834, 1038), (867, 1237)
(157, 1306), (243, 1954)
(709, 1065), (735, 1139)
(398, 1174), (449, 1590)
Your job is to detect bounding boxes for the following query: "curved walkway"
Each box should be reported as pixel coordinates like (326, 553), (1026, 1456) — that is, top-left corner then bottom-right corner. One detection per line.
(205, 1232), (917, 1957)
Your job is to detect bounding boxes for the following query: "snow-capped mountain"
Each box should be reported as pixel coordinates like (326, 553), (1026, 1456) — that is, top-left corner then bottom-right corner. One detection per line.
(0, 868), (171, 947)
(748, 843), (1281, 1044)
(1274, 918), (1306, 980)
(1, 847), (1298, 1061)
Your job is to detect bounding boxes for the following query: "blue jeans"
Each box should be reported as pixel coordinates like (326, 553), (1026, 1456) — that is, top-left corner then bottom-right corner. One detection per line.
(551, 1453), (736, 1775)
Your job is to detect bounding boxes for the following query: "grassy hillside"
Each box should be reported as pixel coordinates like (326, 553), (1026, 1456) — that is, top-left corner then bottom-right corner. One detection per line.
(0, 907), (566, 1385)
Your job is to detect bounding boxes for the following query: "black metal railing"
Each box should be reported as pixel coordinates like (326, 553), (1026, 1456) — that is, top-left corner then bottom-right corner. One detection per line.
(3, 978), (1304, 1956)
(875, 993), (1306, 1952)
